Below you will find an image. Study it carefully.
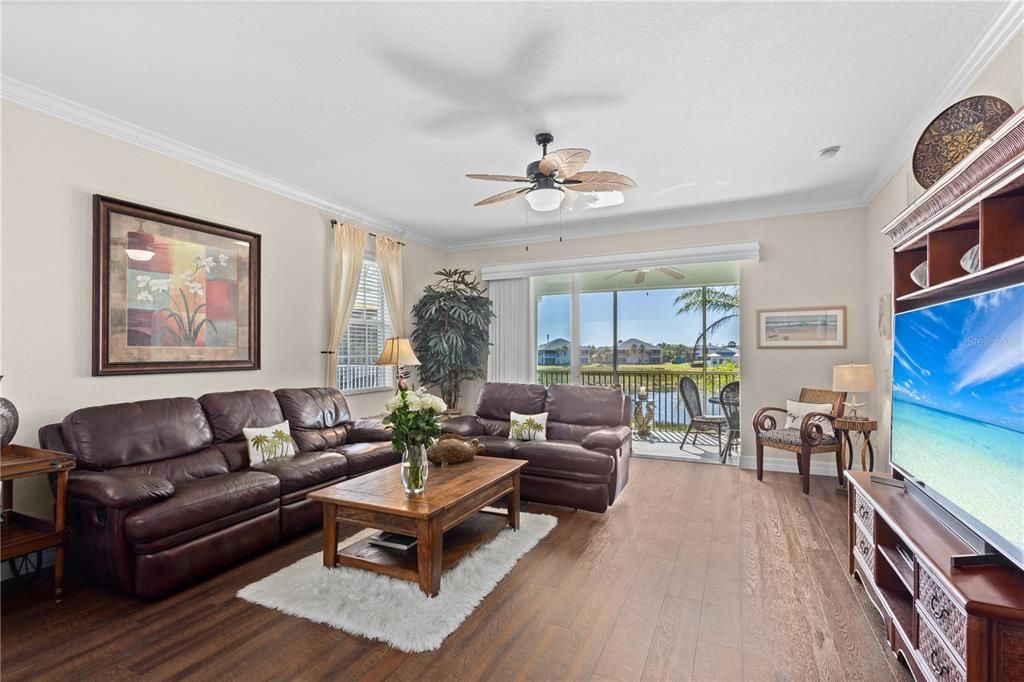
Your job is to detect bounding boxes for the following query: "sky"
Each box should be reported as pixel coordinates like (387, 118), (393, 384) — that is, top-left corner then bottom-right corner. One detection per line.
(536, 287), (740, 349)
(893, 283), (1024, 433)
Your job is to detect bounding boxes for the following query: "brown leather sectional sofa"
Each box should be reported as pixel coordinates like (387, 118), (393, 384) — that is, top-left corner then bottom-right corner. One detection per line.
(38, 387), (397, 597)
(443, 383), (632, 513)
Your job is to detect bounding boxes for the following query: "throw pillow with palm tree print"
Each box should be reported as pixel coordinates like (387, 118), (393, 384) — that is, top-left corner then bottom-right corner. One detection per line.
(509, 411), (548, 442)
(242, 421), (297, 464)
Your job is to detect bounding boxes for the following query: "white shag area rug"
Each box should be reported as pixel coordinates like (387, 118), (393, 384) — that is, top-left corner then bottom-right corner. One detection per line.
(237, 511), (557, 652)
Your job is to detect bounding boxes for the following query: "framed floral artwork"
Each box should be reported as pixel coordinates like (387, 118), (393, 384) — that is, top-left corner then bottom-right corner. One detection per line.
(93, 195), (260, 375)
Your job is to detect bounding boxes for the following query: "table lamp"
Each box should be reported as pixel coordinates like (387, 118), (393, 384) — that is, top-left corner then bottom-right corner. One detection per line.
(832, 363), (875, 420)
(375, 337), (421, 393)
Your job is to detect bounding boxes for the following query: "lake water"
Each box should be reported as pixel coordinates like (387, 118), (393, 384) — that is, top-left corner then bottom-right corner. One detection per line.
(892, 398), (1024, 554)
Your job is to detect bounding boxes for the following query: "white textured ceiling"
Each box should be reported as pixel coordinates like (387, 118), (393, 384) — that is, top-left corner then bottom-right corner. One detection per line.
(0, 2), (1011, 248)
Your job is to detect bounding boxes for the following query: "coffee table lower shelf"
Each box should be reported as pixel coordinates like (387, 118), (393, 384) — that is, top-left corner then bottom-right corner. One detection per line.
(332, 510), (510, 593)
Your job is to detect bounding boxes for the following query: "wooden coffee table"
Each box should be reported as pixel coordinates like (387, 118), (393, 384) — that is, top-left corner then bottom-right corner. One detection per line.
(308, 456), (527, 597)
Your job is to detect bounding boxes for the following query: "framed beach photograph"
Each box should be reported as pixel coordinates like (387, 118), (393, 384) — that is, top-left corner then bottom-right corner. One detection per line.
(757, 306), (847, 349)
(93, 195), (260, 375)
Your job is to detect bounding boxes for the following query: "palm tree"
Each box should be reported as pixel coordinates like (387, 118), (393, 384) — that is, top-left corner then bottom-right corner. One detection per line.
(250, 433), (271, 460)
(522, 417), (543, 440)
(675, 286), (739, 356)
(271, 429), (292, 458)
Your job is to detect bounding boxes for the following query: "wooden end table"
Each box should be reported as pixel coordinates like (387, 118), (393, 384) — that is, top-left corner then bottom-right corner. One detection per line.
(308, 456), (527, 597)
(834, 417), (877, 473)
(1, 444), (75, 602)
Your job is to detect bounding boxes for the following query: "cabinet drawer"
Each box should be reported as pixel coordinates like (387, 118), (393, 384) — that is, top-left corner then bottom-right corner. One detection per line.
(854, 524), (874, 576)
(918, 609), (966, 682)
(918, 567), (967, 662)
(853, 490), (875, 536)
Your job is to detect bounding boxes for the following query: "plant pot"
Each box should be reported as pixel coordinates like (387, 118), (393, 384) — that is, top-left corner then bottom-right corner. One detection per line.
(401, 444), (429, 494)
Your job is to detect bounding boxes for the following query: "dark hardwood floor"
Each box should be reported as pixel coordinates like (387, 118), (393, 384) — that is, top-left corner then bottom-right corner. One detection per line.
(1, 459), (911, 681)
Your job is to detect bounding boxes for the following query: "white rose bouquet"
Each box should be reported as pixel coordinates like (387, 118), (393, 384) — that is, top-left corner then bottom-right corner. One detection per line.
(382, 389), (446, 492)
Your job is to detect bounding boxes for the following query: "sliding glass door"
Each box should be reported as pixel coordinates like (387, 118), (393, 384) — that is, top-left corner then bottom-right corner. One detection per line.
(532, 267), (740, 439)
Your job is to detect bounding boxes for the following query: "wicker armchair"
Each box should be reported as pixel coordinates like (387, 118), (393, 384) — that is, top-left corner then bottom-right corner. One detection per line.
(679, 376), (727, 452)
(719, 381), (740, 462)
(752, 387), (846, 495)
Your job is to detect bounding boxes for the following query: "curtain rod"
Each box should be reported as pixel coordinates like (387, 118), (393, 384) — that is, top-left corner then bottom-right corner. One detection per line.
(329, 219), (405, 246)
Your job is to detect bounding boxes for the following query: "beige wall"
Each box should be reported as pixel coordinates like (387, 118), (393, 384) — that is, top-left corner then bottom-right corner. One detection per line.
(453, 208), (871, 470)
(3, 30), (1020, 517)
(0, 101), (447, 517)
(862, 29), (1024, 470)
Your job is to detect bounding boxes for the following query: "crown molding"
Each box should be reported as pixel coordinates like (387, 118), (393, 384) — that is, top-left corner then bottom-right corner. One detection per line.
(480, 241), (760, 281)
(858, 3), (1024, 206)
(0, 76), (447, 251)
(447, 193), (865, 252)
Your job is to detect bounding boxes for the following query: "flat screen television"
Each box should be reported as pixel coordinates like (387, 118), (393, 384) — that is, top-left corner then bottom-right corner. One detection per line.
(892, 281), (1024, 570)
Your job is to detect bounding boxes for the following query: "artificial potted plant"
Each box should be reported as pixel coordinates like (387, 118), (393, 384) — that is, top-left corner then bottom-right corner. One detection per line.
(410, 269), (494, 410)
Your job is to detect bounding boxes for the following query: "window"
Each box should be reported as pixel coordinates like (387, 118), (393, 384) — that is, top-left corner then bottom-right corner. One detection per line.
(337, 258), (394, 392)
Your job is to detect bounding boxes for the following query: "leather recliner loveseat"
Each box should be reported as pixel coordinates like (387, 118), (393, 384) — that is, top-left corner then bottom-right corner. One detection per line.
(38, 386), (396, 597)
(442, 383), (632, 513)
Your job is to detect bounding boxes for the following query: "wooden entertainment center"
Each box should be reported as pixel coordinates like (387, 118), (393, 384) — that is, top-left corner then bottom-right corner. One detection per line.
(848, 110), (1024, 681)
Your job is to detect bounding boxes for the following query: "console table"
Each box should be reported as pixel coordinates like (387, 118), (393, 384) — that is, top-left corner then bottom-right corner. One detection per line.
(846, 472), (1024, 681)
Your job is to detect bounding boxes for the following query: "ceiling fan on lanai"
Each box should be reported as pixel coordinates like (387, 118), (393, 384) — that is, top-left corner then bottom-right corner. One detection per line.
(604, 267), (686, 284)
(466, 132), (636, 212)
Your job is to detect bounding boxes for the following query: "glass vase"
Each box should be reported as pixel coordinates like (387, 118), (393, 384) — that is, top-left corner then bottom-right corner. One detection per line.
(401, 444), (428, 494)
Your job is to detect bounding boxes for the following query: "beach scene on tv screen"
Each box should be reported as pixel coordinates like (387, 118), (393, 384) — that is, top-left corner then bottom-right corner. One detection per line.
(892, 283), (1024, 556)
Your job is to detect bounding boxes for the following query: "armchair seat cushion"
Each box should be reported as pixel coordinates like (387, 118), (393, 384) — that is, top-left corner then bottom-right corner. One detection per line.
(125, 471), (280, 546)
(759, 428), (838, 450)
(338, 442), (400, 477)
(513, 440), (615, 482)
(475, 436), (518, 458)
(252, 451), (348, 495)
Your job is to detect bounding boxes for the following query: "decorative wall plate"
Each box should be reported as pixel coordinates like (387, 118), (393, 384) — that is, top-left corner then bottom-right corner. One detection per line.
(912, 95), (1014, 189)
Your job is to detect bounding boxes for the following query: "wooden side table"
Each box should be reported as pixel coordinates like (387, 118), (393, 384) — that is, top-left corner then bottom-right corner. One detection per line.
(834, 417), (877, 473)
(1, 444), (75, 601)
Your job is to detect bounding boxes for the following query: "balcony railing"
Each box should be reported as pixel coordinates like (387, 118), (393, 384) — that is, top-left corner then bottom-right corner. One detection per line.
(536, 368), (739, 431)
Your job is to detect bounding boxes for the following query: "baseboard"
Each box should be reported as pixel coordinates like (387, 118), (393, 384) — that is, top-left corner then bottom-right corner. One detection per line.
(739, 455), (846, 477)
(1, 547), (55, 583)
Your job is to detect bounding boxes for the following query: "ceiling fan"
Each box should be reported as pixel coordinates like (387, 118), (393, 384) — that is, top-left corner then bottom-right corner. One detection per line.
(466, 132), (636, 212)
(604, 267), (686, 285)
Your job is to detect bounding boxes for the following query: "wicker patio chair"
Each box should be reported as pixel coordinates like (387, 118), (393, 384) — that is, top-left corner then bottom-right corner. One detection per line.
(752, 387), (846, 495)
(719, 381), (740, 462)
(679, 376), (727, 452)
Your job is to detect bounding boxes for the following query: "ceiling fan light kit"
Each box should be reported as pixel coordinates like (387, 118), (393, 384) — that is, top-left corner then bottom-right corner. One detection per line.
(467, 132), (636, 212)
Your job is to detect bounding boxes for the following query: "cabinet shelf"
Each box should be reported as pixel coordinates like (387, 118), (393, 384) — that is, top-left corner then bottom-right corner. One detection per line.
(877, 544), (915, 594)
(896, 254), (1024, 307)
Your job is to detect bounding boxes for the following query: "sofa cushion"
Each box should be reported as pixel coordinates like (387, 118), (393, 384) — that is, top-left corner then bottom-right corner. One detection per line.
(117, 446), (231, 483)
(124, 471), (280, 545)
(61, 397), (214, 470)
(275, 387), (352, 430)
(545, 384), (628, 427)
(339, 442), (401, 477)
(290, 425), (349, 453)
(252, 451), (348, 495)
(513, 440), (615, 481)
(475, 383), (547, 424)
(198, 389), (285, 443)
(475, 436), (518, 458)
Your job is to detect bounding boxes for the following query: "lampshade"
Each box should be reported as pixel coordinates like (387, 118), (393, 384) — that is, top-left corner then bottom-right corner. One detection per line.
(375, 337), (421, 366)
(832, 363), (876, 392)
(525, 187), (564, 212)
(125, 230), (156, 262)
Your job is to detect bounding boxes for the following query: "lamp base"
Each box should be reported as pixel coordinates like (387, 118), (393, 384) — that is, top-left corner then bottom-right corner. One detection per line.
(842, 393), (866, 420)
